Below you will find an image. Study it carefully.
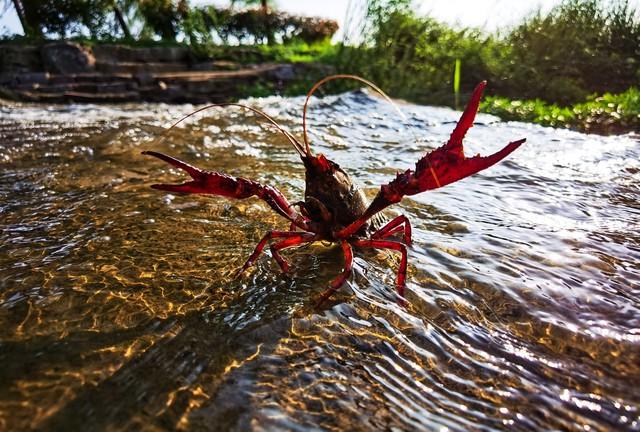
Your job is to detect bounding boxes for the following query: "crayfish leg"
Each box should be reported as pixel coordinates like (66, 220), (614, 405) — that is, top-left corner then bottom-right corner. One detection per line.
(269, 235), (314, 273)
(235, 231), (315, 278)
(371, 215), (412, 246)
(315, 241), (354, 307)
(352, 239), (408, 300)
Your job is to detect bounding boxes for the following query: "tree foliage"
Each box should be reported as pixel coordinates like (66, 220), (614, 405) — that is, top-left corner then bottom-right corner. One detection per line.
(18, 0), (114, 38)
(501, 0), (640, 104)
(137, 0), (188, 41)
(5, 0), (338, 45)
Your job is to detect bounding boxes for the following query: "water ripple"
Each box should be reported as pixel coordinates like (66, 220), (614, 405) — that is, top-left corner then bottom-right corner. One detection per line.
(0, 92), (639, 431)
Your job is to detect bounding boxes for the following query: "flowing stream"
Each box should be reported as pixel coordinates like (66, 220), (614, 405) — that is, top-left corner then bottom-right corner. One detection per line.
(1, 91), (639, 431)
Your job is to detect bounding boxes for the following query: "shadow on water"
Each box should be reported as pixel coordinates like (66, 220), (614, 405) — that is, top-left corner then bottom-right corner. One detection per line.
(1, 92), (639, 431)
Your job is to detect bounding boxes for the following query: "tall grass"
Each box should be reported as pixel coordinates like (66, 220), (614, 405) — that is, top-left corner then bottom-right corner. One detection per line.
(453, 59), (461, 109)
(336, 0), (640, 109)
(335, 1), (500, 105)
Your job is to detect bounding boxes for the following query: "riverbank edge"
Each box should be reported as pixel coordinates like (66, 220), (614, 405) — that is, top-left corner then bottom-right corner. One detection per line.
(480, 91), (640, 136)
(0, 41), (334, 105)
(2, 41), (637, 136)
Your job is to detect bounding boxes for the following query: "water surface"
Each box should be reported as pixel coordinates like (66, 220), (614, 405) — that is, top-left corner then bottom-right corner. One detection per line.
(1, 91), (639, 431)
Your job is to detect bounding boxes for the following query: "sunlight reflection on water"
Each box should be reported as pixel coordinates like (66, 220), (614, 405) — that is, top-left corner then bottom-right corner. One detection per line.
(0, 91), (639, 431)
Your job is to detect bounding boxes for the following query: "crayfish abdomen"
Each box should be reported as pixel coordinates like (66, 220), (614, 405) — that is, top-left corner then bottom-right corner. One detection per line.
(144, 75), (525, 305)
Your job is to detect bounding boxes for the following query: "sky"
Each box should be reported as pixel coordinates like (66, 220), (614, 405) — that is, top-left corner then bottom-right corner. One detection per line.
(1, 0), (639, 37)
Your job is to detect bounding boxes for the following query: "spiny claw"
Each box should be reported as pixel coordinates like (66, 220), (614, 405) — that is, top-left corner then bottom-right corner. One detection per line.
(142, 150), (211, 194)
(411, 137), (526, 192)
(143, 151), (203, 179)
(448, 80), (487, 151)
(382, 81), (525, 198)
(336, 81), (525, 240)
(144, 150), (305, 225)
(409, 81), (525, 191)
(143, 150), (261, 198)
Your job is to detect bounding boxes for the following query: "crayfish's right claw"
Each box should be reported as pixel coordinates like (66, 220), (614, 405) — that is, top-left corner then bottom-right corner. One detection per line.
(142, 150), (212, 194)
(144, 151), (305, 225)
(410, 81), (525, 192)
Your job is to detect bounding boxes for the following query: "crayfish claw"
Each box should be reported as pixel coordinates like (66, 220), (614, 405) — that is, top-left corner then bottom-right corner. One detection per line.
(447, 80), (487, 149)
(142, 150), (211, 194)
(335, 81), (525, 241)
(142, 151), (204, 180)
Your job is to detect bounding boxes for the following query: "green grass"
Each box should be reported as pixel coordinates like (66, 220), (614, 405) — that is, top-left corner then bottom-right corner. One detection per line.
(480, 87), (640, 134)
(181, 39), (339, 64)
(256, 40), (338, 63)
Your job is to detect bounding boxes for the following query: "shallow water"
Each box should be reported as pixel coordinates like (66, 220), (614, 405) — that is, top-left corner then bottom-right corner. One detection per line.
(1, 91), (639, 431)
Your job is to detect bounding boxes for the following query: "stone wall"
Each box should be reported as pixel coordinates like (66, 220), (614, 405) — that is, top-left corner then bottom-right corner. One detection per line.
(0, 42), (333, 104)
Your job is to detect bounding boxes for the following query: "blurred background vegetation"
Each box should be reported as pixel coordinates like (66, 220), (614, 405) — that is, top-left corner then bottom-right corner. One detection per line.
(5, 0), (338, 46)
(337, 0), (639, 133)
(2, 0), (639, 133)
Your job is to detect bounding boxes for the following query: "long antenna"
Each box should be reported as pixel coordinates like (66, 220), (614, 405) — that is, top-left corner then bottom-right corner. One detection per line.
(159, 103), (306, 158)
(302, 74), (406, 156)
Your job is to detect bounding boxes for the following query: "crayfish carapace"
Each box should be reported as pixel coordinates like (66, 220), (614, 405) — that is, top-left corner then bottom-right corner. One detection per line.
(144, 75), (525, 305)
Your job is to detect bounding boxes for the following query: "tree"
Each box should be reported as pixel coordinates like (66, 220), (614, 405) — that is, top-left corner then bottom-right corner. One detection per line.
(10, 0), (115, 38)
(4, 0), (41, 36)
(112, 1), (132, 39)
(138, 0), (190, 41)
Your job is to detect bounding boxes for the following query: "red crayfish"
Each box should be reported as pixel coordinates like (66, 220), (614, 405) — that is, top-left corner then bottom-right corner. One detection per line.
(144, 75), (525, 305)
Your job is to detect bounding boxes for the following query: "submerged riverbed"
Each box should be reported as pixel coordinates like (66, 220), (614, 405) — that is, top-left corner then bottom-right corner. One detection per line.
(1, 91), (639, 431)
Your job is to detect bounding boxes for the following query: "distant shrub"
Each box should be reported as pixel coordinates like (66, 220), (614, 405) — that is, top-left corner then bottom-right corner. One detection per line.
(336, 2), (503, 105)
(295, 17), (339, 44)
(498, 0), (640, 104)
(185, 7), (338, 46)
(337, 0), (639, 109)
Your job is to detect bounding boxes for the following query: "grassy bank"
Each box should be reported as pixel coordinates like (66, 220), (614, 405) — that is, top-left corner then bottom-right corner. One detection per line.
(480, 88), (640, 135)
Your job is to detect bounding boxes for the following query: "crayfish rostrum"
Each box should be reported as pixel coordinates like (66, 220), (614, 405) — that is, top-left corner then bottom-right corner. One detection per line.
(144, 75), (525, 305)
